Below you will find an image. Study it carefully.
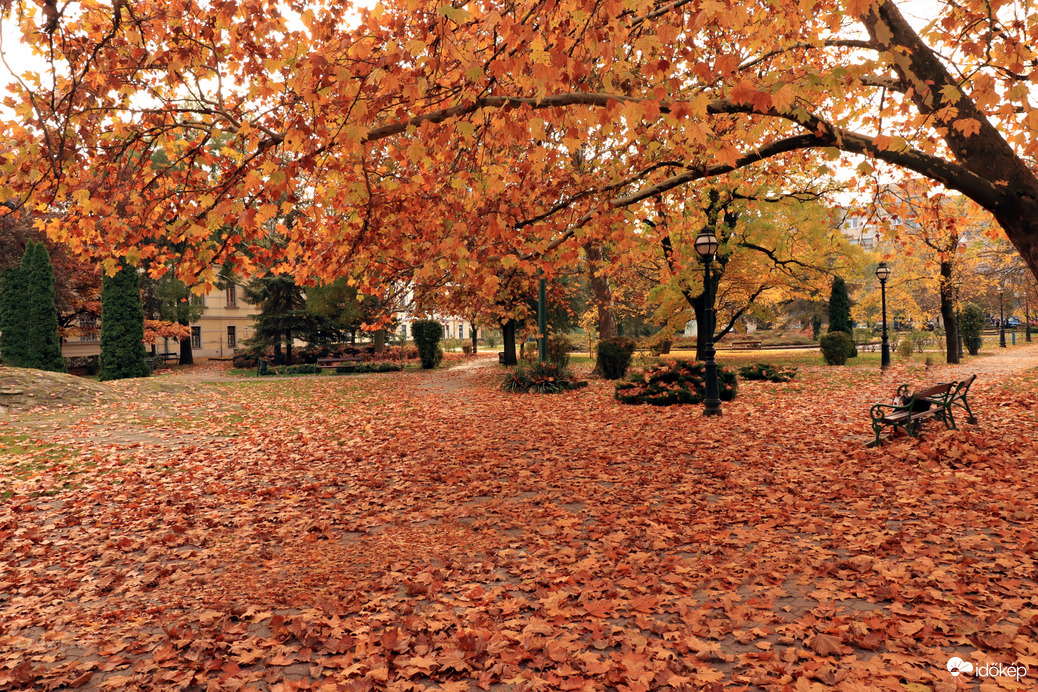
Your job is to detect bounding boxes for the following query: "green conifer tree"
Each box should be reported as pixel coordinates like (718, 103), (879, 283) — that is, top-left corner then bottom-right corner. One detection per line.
(99, 265), (150, 381)
(827, 275), (857, 359)
(828, 276), (853, 334)
(23, 241), (67, 372)
(0, 261), (29, 367)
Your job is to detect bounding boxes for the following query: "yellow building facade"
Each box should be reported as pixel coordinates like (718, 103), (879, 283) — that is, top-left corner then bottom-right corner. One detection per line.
(63, 283), (258, 360)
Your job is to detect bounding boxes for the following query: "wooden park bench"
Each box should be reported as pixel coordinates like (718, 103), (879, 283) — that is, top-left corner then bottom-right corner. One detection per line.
(869, 374), (977, 446)
(316, 356), (363, 371)
(722, 340), (762, 351)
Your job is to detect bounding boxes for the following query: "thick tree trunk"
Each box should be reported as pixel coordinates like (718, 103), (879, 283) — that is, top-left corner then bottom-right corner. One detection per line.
(583, 242), (617, 340)
(374, 329), (386, 353)
(285, 330), (293, 365)
(178, 335), (194, 365)
(273, 337), (283, 365)
(863, 1), (1038, 281)
(470, 322), (478, 354)
(501, 319), (517, 365)
(939, 260), (959, 364)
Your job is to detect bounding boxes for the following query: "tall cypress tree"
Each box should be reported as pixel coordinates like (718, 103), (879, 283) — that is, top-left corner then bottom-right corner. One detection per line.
(0, 260), (29, 367)
(828, 276), (853, 334)
(23, 241), (67, 372)
(99, 265), (150, 381)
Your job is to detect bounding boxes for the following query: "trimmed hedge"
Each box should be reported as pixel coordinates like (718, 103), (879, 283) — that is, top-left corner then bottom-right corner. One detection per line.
(596, 337), (635, 379)
(412, 320), (444, 369)
(819, 331), (856, 365)
(546, 334), (572, 368)
(738, 363), (797, 382)
(259, 362), (405, 376)
(615, 358), (737, 406)
(960, 302), (985, 355)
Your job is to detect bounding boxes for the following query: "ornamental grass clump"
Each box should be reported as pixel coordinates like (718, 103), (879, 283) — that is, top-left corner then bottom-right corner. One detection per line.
(501, 361), (588, 394)
(615, 358), (737, 406)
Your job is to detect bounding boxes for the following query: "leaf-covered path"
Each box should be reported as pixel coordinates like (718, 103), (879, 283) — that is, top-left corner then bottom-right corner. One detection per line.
(1, 349), (1037, 690)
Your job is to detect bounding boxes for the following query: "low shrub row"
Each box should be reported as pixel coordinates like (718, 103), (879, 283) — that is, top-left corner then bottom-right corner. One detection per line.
(233, 344), (419, 369)
(615, 358), (737, 406)
(737, 363), (797, 382)
(258, 362), (404, 376)
(337, 362), (404, 374)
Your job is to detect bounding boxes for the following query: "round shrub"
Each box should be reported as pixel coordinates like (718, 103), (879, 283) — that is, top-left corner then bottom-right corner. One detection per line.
(960, 302), (985, 355)
(596, 337), (635, 379)
(819, 331), (855, 365)
(546, 333), (572, 368)
(411, 320), (444, 369)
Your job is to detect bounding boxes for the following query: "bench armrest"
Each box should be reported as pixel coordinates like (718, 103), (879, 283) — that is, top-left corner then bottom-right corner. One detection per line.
(870, 402), (909, 421)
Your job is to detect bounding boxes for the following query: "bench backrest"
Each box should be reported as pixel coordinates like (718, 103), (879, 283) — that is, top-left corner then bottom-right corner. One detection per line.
(914, 383), (952, 399)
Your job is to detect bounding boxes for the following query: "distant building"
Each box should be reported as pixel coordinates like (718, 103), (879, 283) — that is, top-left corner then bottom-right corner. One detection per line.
(62, 282), (258, 360)
(836, 207), (882, 249)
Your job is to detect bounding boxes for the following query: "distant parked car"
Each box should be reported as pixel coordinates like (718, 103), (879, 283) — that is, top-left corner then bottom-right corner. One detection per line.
(1006, 317), (1022, 327)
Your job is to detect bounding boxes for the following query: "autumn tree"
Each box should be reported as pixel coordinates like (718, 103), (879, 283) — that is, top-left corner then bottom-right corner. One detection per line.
(1, 209), (102, 337)
(641, 182), (853, 360)
(143, 273), (206, 364)
(5, 0), (1038, 302)
(869, 181), (994, 363)
(99, 265), (150, 381)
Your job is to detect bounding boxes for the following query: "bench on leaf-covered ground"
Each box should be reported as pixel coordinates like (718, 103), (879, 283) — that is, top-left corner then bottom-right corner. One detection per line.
(868, 374), (977, 447)
(316, 356), (363, 371)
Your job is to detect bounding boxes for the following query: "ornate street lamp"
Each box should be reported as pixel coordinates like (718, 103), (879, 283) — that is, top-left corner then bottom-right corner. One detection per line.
(875, 262), (891, 369)
(694, 230), (722, 417)
(999, 287), (1007, 348)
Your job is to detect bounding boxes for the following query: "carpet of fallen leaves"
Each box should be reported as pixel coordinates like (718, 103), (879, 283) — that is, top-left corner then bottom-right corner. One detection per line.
(1, 348), (1038, 691)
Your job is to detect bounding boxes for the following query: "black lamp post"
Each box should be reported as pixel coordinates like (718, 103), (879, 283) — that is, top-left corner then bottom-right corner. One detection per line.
(694, 230), (722, 417)
(999, 288), (1007, 348)
(537, 272), (547, 364)
(956, 307), (964, 360)
(1026, 293), (1032, 342)
(875, 262), (891, 369)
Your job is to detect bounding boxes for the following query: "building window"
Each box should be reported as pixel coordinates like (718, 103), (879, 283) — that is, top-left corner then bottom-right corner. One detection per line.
(458, 324), (465, 339)
(226, 284), (237, 308)
(191, 326), (201, 350)
(227, 326), (236, 349)
(79, 315), (99, 342)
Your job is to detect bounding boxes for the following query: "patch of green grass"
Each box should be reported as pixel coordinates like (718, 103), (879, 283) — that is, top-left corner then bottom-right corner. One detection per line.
(1, 433), (82, 500)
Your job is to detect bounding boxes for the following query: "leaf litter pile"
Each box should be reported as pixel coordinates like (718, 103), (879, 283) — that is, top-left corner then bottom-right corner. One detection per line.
(1, 354), (1038, 691)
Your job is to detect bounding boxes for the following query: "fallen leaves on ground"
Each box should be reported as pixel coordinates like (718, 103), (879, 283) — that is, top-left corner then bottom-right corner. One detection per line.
(1, 350), (1037, 690)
